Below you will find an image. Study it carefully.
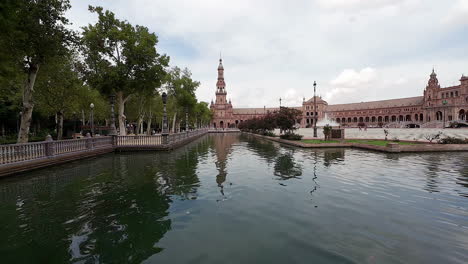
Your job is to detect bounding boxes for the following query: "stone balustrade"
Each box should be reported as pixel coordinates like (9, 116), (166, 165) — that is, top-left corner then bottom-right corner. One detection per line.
(0, 128), (210, 176)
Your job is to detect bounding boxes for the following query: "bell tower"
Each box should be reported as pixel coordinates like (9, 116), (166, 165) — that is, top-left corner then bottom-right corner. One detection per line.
(210, 57), (234, 129)
(216, 58), (227, 104)
(424, 69), (440, 106)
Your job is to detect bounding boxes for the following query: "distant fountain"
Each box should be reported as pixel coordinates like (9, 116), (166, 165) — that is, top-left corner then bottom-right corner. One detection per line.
(316, 113), (339, 127)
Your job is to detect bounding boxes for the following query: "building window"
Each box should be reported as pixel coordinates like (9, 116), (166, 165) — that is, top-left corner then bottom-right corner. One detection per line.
(455, 91), (458, 96)
(451, 92), (454, 97)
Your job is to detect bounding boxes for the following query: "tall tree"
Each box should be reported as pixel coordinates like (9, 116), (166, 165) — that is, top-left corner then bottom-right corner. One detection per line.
(0, 0), (75, 143)
(34, 54), (83, 139)
(81, 6), (169, 135)
(166, 67), (199, 132)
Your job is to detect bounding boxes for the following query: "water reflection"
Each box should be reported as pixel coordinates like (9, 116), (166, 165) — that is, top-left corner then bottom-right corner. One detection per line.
(0, 134), (467, 264)
(274, 152), (303, 180)
(211, 134), (239, 197)
(0, 136), (211, 263)
(323, 149), (345, 167)
(241, 134), (279, 164)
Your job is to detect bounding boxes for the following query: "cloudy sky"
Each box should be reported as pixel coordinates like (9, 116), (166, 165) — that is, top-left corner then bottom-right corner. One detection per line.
(67, 0), (468, 107)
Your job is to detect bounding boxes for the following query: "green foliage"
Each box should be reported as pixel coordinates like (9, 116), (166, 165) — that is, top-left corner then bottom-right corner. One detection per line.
(323, 124), (332, 140)
(0, 2), (205, 139)
(279, 132), (303, 140)
(0, 0), (75, 69)
(262, 131), (276, 137)
(438, 136), (468, 144)
(81, 6), (169, 97)
(276, 107), (302, 133)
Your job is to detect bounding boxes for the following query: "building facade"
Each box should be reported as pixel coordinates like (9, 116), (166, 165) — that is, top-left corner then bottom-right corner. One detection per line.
(210, 60), (468, 128)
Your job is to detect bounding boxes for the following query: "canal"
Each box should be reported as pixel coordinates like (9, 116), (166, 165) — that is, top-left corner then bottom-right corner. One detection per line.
(0, 134), (467, 263)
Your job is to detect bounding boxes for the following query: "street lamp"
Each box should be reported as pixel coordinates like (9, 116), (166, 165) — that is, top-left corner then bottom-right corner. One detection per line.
(313, 81), (317, 138)
(109, 94), (117, 135)
(185, 106), (189, 132)
(72, 111), (77, 134)
(442, 100), (448, 129)
(17, 111), (22, 133)
(279, 97), (282, 108)
(162, 92), (168, 135)
(90, 103), (95, 136)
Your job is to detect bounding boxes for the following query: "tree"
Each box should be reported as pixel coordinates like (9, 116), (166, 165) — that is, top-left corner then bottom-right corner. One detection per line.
(193, 102), (212, 128)
(165, 67), (199, 132)
(35, 54), (84, 139)
(81, 6), (169, 135)
(0, 0), (75, 142)
(276, 107), (302, 134)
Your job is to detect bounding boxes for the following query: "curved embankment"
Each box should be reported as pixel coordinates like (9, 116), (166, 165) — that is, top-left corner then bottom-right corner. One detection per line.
(244, 132), (468, 153)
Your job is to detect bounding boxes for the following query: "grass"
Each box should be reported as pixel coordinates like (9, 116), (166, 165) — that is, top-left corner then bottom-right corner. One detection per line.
(301, 139), (417, 146)
(301, 139), (340, 144)
(345, 139), (416, 146)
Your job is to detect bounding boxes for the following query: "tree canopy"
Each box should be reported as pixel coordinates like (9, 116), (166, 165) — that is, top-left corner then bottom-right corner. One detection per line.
(0, 3), (211, 142)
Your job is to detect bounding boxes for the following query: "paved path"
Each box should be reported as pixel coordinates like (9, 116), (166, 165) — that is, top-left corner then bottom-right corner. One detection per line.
(275, 128), (468, 142)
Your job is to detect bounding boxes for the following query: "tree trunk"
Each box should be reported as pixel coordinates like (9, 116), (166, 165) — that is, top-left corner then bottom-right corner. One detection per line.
(81, 109), (85, 133)
(18, 64), (39, 143)
(57, 111), (64, 140)
(117, 91), (127, 136)
(137, 116), (143, 135)
(146, 110), (153, 135)
(146, 118), (152, 135)
(172, 112), (177, 133)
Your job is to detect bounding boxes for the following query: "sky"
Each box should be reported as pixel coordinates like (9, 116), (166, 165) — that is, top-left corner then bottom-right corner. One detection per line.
(67, 0), (468, 108)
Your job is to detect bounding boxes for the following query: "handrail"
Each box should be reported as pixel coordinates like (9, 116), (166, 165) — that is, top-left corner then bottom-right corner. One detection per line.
(0, 129), (210, 166)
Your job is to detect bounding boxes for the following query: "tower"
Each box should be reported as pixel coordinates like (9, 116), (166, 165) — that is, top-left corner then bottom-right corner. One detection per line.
(424, 69), (440, 106)
(210, 57), (233, 128)
(216, 58), (227, 104)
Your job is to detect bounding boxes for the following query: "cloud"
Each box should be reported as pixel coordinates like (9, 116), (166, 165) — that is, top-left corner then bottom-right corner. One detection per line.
(67, 0), (468, 108)
(316, 0), (406, 10)
(442, 0), (468, 26)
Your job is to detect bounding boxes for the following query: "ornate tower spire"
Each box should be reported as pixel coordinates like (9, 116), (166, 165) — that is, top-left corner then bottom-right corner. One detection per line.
(216, 56), (226, 94)
(215, 58), (227, 104)
(427, 68), (440, 89)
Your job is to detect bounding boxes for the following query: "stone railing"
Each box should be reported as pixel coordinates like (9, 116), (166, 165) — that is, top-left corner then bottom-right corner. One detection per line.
(0, 135), (114, 165)
(0, 129), (210, 166)
(208, 128), (240, 132)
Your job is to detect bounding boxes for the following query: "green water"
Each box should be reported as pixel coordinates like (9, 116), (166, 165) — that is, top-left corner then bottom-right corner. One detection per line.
(0, 134), (467, 263)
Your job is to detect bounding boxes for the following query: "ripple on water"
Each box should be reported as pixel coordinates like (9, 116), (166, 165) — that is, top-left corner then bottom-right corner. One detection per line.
(0, 135), (467, 264)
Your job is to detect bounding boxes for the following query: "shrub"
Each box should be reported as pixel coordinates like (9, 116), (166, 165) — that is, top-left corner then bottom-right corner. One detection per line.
(392, 137), (400, 142)
(424, 132), (443, 143)
(449, 121), (459, 128)
(323, 124), (332, 140)
(438, 136), (468, 144)
(280, 132), (303, 140)
(383, 129), (389, 140)
(262, 131), (276, 137)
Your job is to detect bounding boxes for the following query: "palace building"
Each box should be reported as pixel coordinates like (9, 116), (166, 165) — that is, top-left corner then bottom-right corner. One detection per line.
(210, 59), (468, 128)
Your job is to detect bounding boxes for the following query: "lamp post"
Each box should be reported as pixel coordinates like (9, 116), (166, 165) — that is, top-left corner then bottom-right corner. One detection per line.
(185, 106), (189, 132)
(17, 111), (22, 133)
(279, 97), (282, 108)
(72, 111), (77, 134)
(90, 103), (95, 136)
(313, 81), (318, 138)
(442, 100), (447, 129)
(109, 94), (117, 135)
(162, 92), (168, 135)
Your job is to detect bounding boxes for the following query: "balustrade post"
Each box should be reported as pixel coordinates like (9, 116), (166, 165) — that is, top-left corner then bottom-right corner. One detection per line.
(45, 135), (55, 157)
(86, 133), (93, 150)
(112, 135), (117, 147)
(162, 134), (169, 145)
